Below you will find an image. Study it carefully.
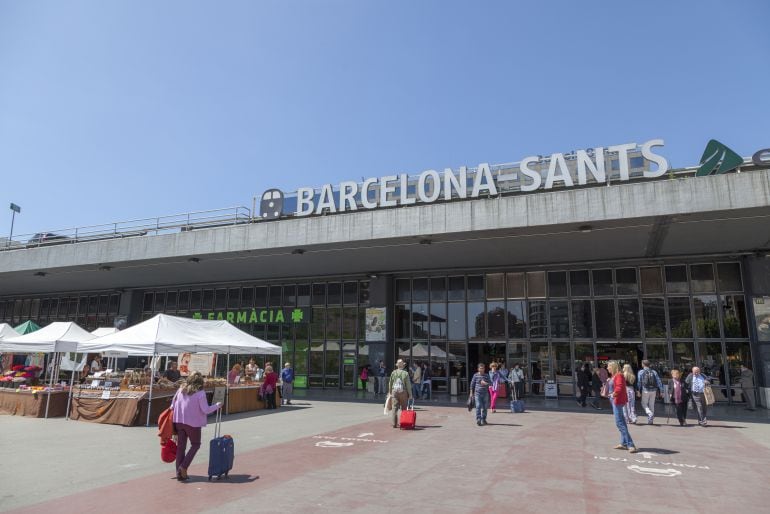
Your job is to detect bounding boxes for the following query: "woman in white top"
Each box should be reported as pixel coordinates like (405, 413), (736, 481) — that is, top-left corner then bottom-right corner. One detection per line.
(90, 354), (102, 373)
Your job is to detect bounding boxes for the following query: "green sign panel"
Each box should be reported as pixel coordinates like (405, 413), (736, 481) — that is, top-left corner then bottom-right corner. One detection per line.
(192, 307), (311, 324)
(696, 139), (743, 177)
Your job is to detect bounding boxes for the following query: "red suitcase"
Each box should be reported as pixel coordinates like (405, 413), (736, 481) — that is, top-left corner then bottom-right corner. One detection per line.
(399, 399), (416, 429)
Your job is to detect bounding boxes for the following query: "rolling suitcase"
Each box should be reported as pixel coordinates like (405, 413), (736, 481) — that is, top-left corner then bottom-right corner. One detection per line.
(208, 409), (234, 480)
(510, 385), (525, 413)
(399, 399), (416, 429)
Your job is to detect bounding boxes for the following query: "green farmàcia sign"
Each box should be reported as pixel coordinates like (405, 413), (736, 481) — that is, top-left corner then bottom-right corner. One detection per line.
(192, 307), (312, 324)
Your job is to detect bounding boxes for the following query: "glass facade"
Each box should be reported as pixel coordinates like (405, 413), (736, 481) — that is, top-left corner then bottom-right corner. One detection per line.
(0, 260), (756, 404)
(392, 261), (752, 403)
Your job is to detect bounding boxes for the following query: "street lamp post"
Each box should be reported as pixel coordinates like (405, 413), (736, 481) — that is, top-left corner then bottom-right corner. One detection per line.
(8, 203), (21, 247)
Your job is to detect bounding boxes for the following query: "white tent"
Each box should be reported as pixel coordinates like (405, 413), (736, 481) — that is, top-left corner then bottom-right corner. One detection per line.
(79, 313), (281, 355)
(0, 322), (96, 353)
(0, 323), (19, 340)
(91, 327), (119, 337)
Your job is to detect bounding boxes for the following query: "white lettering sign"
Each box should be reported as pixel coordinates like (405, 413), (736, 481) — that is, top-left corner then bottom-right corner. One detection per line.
(288, 140), (669, 216)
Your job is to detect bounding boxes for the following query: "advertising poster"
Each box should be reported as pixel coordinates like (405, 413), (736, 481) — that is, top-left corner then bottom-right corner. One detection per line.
(365, 307), (386, 342)
(178, 352), (216, 376)
(754, 297), (770, 341)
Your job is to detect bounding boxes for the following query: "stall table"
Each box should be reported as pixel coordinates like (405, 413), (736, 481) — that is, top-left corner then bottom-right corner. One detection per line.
(0, 389), (69, 418)
(69, 388), (180, 426)
(226, 385), (280, 414)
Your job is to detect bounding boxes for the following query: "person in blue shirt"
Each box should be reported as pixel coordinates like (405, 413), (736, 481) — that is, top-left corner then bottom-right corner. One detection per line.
(468, 363), (491, 426)
(280, 362), (295, 405)
(636, 360), (664, 425)
(685, 366), (712, 426)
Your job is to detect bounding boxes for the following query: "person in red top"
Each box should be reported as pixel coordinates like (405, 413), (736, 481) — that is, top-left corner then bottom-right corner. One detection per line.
(261, 365), (278, 409)
(608, 361), (638, 453)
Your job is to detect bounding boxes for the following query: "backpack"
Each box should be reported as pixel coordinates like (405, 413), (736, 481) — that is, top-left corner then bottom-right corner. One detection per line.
(642, 369), (656, 389)
(392, 374), (405, 393)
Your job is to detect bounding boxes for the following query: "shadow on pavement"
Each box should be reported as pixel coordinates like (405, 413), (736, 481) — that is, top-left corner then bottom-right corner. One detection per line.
(183, 474), (260, 484)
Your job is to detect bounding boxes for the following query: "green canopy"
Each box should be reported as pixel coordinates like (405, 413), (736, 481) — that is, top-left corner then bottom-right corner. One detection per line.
(14, 320), (41, 334)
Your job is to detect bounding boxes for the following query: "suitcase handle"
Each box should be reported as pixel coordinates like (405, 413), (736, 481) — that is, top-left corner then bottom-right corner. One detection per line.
(214, 404), (223, 438)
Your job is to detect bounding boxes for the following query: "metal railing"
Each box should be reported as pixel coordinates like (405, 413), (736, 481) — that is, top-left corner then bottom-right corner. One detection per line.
(2, 206), (251, 251)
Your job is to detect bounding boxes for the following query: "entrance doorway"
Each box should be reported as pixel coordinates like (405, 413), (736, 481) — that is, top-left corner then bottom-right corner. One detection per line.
(596, 342), (643, 374)
(467, 343), (506, 380)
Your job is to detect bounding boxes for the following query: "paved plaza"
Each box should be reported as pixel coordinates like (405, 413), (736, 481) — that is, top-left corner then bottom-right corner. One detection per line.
(2, 396), (769, 514)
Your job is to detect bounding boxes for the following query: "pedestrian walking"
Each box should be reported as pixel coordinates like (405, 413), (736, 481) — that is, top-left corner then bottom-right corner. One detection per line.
(410, 361), (422, 400)
(685, 366), (711, 426)
(589, 365), (603, 410)
(738, 364), (756, 411)
(171, 372), (222, 481)
(488, 362), (502, 413)
(421, 362), (432, 400)
(388, 359), (413, 428)
(622, 364), (638, 424)
(376, 360), (387, 396)
(359, 365), (369, 393)
(280, 362), (294, 405)
(636, 360), (663, 425)
(668, 369), (689, 426)
(607, 361), (637, 453)
(469, 363), (491, 426)
(510, 363), (525, 400)
(261, 365), (278, 409)
(577, 363), (591, 407)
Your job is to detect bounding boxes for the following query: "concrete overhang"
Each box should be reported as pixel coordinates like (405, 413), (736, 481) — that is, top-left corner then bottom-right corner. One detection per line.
(1, 170), (769, 295)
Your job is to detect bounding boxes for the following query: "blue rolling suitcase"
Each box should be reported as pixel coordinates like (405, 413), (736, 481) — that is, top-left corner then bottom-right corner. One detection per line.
(510, 385), (525, 413)
(208, 409), (234, 480)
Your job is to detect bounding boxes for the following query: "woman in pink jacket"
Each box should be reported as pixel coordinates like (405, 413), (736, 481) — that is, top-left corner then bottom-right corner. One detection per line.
(172, 372), (221, 481)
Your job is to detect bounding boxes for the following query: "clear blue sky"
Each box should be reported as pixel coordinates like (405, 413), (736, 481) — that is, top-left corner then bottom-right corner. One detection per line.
(1, 0), (768, 237)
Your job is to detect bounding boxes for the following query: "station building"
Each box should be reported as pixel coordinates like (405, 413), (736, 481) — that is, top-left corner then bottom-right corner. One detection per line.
(2, 139), (770, 406)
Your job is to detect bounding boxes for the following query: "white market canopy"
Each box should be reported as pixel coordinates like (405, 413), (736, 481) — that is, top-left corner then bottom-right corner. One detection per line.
(0, 322), (96, 353)
(0, 323), (19, 340)
(91, 327), (119, 337)
(79, 313), (281, 355)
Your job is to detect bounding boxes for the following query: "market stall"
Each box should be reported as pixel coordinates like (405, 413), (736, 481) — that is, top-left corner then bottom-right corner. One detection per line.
(78, 313), (281, 425)
(0, 322), (96, 418)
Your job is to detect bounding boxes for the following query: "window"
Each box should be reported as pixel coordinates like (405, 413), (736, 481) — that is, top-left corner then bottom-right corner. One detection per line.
(549, 301), (569, 338)
(430, 303), (447, 339)
(571, 300), (592, 338)
(528, 301), (547, 338)
(690, 264), (715, 293)
(283, 285), (297, 307)
(506, 273), (526, 298)
(430, 278), (446, 302)
(668, 298), (692, 338)
(642, 298), (666, 338)
(412, 303), (429, 339)
(343, 282), (357, 305)
(448, 276), (465, 301)
(214, 289), (226, 310)
(693, 296), (719, 338)
(665, 266), (688, 294)
(467, 276), (484, 301)
(615, 268), (638, 295)
(592, 269), (613, 296)
(486, 301), (506, 339)
(297, 284), (310, 306)
(413, 278), (429, 302)
(327, 283), (341, 305)
(618, 299), (641, 339)
(717, 263), (742, 292)
(722, 295), (748, 338)
(255, 287), (267, 306)
(507, 300), (526, 339)
(395, 305), (410, 340)
(570, 270), (590, 297)
(640, 267), (663, 294)
(594, 299), (616, 338)
(312, 283), (326, 306)
(486, 274), (504, 300)
(228, 288), (241, 309)
(467, 302), (485, 340)
(547, 271), (567, 297)
(447, 303), (466, 340)
(630, 156), (645, 168)
(527, 272), (546, 298)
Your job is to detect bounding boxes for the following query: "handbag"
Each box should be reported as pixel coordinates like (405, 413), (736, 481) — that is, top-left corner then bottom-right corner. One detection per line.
(466, 395), (475, 411)
(160, 439), (177, 463)
(703, 385), (715, 406)
(384, 394), (393, 415)
(600, 380), (609, 398)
